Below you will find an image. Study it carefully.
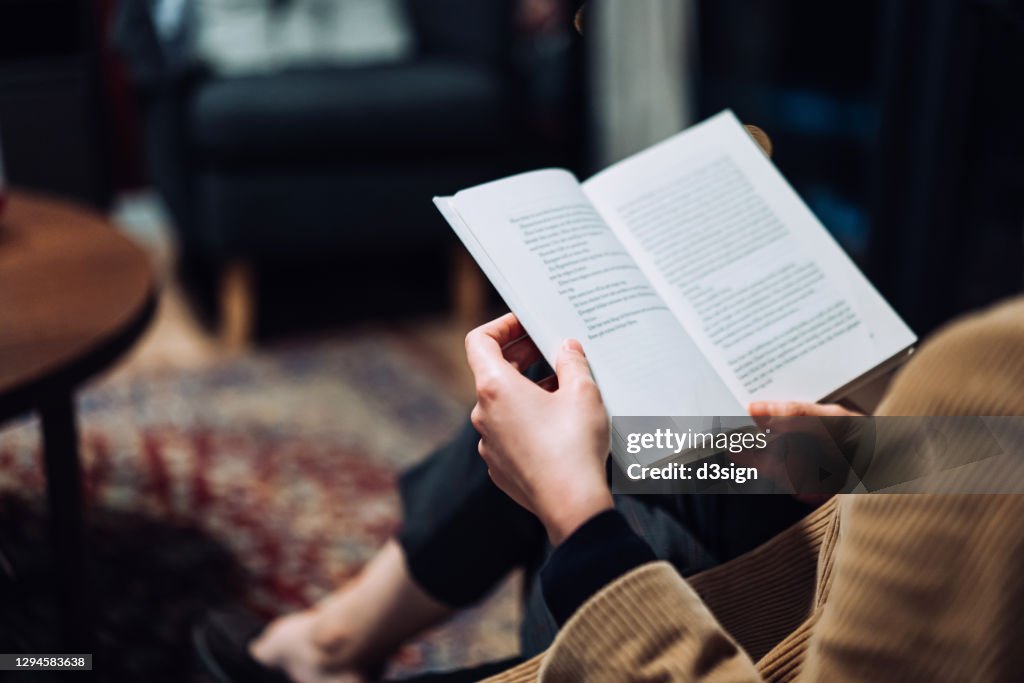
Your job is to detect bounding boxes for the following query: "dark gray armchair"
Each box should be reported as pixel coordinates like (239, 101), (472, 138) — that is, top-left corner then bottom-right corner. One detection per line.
(114, 0), (583, 344)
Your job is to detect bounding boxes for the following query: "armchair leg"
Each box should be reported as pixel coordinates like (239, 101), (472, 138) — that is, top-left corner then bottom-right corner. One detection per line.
(219, 260), (255, 351)
(451, 245), (488, 330)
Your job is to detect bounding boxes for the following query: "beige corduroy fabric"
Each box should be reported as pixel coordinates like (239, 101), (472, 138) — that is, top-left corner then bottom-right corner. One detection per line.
(486, 296), (1024, 682)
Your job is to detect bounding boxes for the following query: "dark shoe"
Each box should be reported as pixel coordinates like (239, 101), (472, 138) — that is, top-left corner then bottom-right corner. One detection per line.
(193, 609), (293, 683)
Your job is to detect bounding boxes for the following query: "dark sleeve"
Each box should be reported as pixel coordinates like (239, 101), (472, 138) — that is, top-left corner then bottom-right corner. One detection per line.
(540, 509), (657, 626)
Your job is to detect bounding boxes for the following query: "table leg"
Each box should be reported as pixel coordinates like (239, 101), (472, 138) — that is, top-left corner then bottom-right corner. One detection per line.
(39, 393), (90, 653)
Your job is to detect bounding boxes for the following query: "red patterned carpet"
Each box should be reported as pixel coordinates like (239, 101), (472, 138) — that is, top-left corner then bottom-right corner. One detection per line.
(0, 332), (519, 681)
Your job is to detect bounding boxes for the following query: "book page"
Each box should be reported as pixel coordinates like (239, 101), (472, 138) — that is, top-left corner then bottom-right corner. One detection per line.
(441, 169), (743, 454)
(584, 111), (916, 406)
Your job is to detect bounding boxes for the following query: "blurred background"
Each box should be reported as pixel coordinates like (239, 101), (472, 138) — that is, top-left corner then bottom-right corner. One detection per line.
(0, 0), (1021, 680)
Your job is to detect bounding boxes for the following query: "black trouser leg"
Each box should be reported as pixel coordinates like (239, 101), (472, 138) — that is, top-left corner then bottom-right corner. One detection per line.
(398, 414), (545, 608)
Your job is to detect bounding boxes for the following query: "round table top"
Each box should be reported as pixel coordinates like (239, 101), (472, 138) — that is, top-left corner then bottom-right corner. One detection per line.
(0, 190), (157, 420)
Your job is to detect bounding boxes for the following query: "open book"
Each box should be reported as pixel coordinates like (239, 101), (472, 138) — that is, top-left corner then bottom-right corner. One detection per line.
(435, 111), (916, 467)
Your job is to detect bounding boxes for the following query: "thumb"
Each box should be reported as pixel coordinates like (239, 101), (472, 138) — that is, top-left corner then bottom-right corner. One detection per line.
(555, 339), (595, 392)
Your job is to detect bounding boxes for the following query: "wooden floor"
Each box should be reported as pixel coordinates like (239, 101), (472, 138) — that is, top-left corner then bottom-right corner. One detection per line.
(112, 274), (477, 405)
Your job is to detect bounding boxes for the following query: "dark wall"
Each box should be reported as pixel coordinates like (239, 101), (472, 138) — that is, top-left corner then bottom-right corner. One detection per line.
(0, 0), (111, 207)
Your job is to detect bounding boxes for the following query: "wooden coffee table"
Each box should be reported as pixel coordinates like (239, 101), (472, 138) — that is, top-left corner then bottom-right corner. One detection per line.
(0, 190), (157, 649)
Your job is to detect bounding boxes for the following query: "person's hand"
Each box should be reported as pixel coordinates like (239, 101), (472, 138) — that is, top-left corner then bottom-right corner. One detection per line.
(465, 313), (613, 545)
(747, 400), (865, 500)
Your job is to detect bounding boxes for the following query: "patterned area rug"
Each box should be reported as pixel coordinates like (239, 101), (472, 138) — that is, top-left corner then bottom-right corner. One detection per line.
(0, 332), (519, 681)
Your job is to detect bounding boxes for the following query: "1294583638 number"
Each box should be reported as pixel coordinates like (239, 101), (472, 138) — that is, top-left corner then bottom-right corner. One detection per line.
(1, 655), (92, 671)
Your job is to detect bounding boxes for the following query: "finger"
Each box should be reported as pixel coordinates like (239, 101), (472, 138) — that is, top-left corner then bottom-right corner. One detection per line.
(479, 440), (503, 471)
(748, 401), (776, 429)
(535, 374), (558, 392)
(555, 339), (597, 394)
(748, 401), (859, 429)
(465, 314), (533, 393)
(749, 401), (858, 417)
(470, 403), (486, 435)
(744, 124), (773, 158)
(472, 313), (528, 349)
(502, 334), (543, 373)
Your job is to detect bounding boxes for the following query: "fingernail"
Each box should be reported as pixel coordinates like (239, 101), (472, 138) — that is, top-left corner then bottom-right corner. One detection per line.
(562, 339), (583, 353)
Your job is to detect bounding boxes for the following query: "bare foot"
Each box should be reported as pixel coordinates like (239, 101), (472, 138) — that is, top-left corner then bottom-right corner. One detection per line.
(250, 540), (453, 683)
(250, 608), (375, 683)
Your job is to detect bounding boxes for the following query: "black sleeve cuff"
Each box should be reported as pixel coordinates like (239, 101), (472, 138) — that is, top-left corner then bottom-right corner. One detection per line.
(540, 509), (657, 626)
